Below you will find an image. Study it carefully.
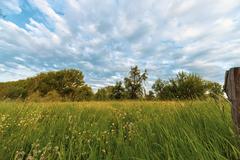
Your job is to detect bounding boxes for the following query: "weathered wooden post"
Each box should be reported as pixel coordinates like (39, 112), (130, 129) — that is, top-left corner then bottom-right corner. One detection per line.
(224, 67), (240, 133)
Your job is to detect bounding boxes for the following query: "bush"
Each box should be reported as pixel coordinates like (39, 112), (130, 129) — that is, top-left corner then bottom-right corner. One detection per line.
(27, 91), (42, 102)
(42, 90), (62, 102)
(74, 85), (94, 101)
(5, 86), (27, 100)
(152, 72), (214, 100)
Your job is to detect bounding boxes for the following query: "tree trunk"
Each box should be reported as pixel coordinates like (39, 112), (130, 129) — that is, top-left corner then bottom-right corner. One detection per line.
(231, 100), (240, 133)
(224, 67), (240, 134)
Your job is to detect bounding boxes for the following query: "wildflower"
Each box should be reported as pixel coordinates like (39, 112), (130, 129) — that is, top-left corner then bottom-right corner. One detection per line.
(26, 155), (34, 160)
(54, 146), (59, 152)
(1, 115), (6, 121)
(102, 149), (106, 153)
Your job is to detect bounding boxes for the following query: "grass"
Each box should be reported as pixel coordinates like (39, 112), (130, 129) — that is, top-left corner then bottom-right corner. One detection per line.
(0, 100), (240, 160)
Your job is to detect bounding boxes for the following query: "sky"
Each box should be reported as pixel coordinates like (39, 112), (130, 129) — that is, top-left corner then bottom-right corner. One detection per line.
(0, 0), (240, 90)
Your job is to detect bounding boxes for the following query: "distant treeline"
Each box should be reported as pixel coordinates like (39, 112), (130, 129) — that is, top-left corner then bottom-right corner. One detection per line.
(0, 66), (223, 101)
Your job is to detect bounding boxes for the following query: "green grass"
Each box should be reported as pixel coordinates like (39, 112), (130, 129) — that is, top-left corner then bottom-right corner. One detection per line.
(0, 100), (239, 160)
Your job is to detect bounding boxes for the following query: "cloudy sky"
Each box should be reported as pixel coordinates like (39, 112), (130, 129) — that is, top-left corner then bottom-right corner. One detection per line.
(0, 0), (240, 90)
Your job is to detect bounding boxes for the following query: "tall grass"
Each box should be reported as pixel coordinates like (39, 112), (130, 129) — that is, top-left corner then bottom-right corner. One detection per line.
(0, 100), (239, 160)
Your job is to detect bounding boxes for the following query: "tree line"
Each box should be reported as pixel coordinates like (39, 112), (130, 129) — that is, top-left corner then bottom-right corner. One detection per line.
(0, 66), (223, 101)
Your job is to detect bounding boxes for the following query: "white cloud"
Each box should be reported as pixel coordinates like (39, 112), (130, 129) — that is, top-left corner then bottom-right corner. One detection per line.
(0, 62), (40, 82)
(28, 0), (70, 35)
(0, 0), (22, 15)
(14, 57), (25, 62)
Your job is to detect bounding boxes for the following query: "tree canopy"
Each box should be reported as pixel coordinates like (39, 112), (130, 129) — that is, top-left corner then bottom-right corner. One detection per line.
(0, 69), (93, 101)
(0, 67), (223, 101)
(124, 66), (148, 99)
(152, 72), (223, 100)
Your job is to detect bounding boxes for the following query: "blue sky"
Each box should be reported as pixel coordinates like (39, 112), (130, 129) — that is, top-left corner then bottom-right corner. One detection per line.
(0, 0), (240, 90)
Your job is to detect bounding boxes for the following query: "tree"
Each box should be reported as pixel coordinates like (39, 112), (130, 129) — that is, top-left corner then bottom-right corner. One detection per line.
(5, 86), (27, 100)
(205, 81), (223, 97)
(0, 69), (93, 101)
(57, 69), (85, 98)
(111, 81), (125, 100)
(33, 69), (86, 100)
(146, 90), (155, 100)
(95, 86), (114, 100)
(27, 91), (42, 102)
(124, 66), (148, 99)
(152, 79), (166, 98)
(74, 85), (94, 101)
(95, 88), (108, 100)
(152, 80), (175, 100)
(171, 72), (206, 99)
(152, 72), (207, 100)
(43, 90), (62, 102)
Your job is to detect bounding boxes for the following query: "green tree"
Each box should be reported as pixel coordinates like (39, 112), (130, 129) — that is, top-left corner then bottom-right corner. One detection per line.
(5, 86), (27, 100)
(56, 69), (85, 98)
(152, 79), (166, 98)
(0, 69), (91, 101)
(152, 80), (175, 100)
(111, 81), (125, 100)
(27, 91), (42, 102)
(146, 90), (155, 100)
(124, 66), (148, 99)
(95, 86), (114, 100)
(43, 90), (62, 102)
(95, 88), (107, 100)
(152, 72), (207, 100)
(74, 85), (94, 101)
(171, 72), (206, 99)
(33, 69), (86, 100)
(205, 81), (223, 97)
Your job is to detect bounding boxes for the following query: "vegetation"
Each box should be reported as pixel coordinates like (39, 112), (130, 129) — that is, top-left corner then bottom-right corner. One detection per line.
(124, 66), (148, 99)
(0, 100), (239, 160)
(111, 81), (125, 100)
(152, 72), (223, 100)
(0, 66), (235, 159)
(0, 66), (223, 101)
(0, 69), (93, 101)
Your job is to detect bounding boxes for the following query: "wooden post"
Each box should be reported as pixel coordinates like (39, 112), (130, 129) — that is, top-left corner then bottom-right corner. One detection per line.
(224, 67), (240, 133)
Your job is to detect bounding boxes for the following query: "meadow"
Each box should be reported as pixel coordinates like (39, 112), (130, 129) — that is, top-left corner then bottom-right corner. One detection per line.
(0, 100), (240, 160)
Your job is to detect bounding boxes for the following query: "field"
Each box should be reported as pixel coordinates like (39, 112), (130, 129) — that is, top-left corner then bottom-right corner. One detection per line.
(0, 100), (240, 160)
